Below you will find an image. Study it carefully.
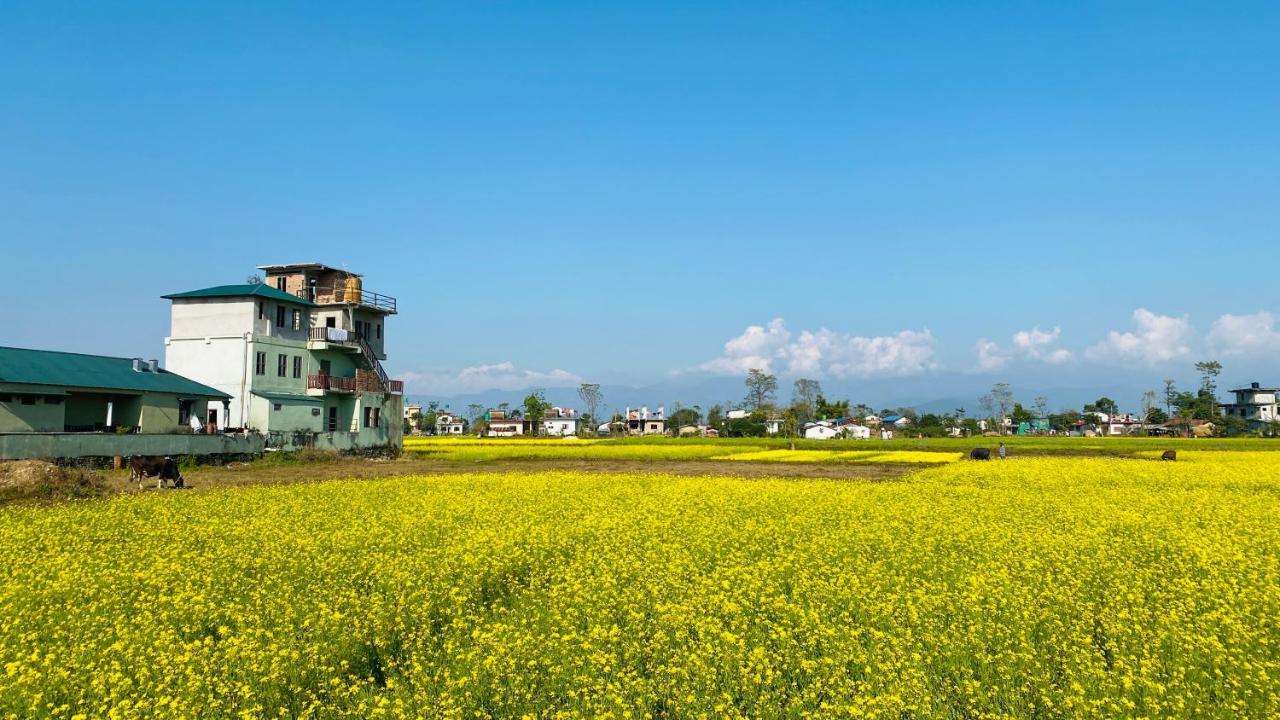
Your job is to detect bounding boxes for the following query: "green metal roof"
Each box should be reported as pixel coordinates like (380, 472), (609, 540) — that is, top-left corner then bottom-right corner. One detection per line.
(0, 347), (231, 399)
(161, 283), (315, 306)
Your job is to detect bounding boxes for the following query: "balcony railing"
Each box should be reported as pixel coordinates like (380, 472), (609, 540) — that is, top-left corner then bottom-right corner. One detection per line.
(386, 380), (404, 394)
(308, 327), (357, 345)
(296, 285), (397, 313)
(308, 374), (356, 392)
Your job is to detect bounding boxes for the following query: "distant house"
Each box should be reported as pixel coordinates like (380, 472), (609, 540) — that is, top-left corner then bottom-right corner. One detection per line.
(880, 414), (912, 429)
(435, 412), (467, 435)
(403, 403), (422, 421)
(1220, 382), (1279, 431)
(802, 419), (871, 440)
(542, 407), (581, 437)
(0, 346), (231, 434)
(625, 406), (666, 436)
(485, 409), (526, 437)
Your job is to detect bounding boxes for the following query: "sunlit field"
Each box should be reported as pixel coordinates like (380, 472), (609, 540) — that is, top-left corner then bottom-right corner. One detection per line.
(2, 453), (1279, 718)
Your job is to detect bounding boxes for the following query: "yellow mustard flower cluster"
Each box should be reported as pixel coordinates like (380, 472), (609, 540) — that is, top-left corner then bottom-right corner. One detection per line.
(1, 456), (1278, 718)
(713, 450), (964, 464)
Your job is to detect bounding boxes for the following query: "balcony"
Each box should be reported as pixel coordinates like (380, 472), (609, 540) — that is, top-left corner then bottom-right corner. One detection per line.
(307, 374), (356, 395)
(387, 380), (404, 394)
(296, 285), (397, 314)
(307, 327), (361, 351)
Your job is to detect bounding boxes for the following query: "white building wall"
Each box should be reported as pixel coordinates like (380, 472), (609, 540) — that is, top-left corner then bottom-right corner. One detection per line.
(164, 336), (250, 429)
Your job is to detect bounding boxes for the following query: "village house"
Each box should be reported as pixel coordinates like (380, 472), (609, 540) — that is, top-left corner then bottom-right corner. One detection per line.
(162, 263), (404, 452)
(542, 407), (581, 437)
(625, 406), (666, 435)
(403, 403), (423, 421)
(1220, 382), (1279, 432)
(802, 419), (872, 440)
(435, 411), (467, 435)
(485, 409), (527, 437)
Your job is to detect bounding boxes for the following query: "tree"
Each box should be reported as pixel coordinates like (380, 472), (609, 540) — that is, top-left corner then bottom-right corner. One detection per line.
(466, 403), (484, 423)
(1010, 403), (1034, 427)
(577, 383), (604, 433)
(1093, 397), (1118, 417)
(978, 393), (996, 431)
(1141, 390), (1159, 423)
(990, 383), (1014, 434)
(1147, 407), (1169, 425)
(743, 369), (778, 411)
(668, 406), (701, 430)
(1033, 396), (1048, 419)
(522, 391), (550, 436)
(707, 404), (725, 431)
(791, 378), (822, 420)
(1195, 360), (1222, 418)
(1163, 379), (1178, 417)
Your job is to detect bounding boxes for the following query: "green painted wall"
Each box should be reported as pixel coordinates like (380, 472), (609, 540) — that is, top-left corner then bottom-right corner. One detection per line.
(0, 397), (65, 432)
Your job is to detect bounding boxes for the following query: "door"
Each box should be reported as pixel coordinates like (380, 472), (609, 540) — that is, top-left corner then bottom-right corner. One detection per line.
(319, 359), (331, 375)
(326, 316), (336, 328)
(207, 407), (218, 430)
(327, 406), (338, 432)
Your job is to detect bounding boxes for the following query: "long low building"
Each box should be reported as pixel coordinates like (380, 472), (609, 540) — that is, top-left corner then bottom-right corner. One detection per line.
(1, 346), (231, 434)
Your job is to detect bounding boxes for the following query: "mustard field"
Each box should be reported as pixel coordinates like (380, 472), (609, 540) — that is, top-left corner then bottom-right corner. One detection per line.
(2, 455), (1279, 718)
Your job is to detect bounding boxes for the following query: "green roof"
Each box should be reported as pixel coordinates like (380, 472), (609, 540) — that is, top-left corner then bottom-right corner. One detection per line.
(161, 283), (315, 306)
(0, 347), (231, 399)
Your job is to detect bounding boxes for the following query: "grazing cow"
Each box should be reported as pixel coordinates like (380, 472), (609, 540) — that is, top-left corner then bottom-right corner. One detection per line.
(128, 456), (184, 489)
(970, 448), (992, 461)
(1161, 450), (1177, 462)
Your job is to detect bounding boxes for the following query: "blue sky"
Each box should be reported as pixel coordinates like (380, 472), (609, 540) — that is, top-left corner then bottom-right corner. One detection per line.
(3, 1), (1278, 401)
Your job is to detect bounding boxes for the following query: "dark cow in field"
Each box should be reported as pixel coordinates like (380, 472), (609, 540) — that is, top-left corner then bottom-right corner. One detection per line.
(1161, 450), (1177, 462)
(128, 456), (184, 489)
(970, 448), (992, 461)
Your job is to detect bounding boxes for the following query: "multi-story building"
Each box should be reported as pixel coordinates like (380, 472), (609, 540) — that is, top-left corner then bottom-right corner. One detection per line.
(624, 406), (666, 435)
(542, 407), (581, 437)
(1220, 382), (1279, 431)
(163, 263), (403, 452)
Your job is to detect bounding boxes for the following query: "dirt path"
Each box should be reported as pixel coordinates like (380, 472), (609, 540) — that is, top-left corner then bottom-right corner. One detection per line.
(103, 456), (918, 496)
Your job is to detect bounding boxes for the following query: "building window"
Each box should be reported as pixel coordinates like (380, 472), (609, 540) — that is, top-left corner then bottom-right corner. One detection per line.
(21, 396), (36, 405)
(292, 356), (302, 379)
(292, 309), (302, 331)
(255, 352), (266, 375)
(273, 402), (283, 411)
(0, 395), (9, 403)
(376, 323), (382, 340)
(46, 397), (63, 405)
(373, 407), (381, 427)
(277, 354), (287, 377)
(275, 276), (287, 291)
(276, 305), (286, 328)
(258, 301), (265, 320)
(363, 407), (372, 427)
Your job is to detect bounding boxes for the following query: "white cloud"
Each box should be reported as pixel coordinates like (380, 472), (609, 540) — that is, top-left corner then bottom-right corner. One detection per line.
(702, 318), (936, 378)
(401, 362), (582, 394)
(973, 326), (1072, 371)
(1086, 309), (1192, 365)
(974, 339), (1008, 371)
(1207, 311), (1280, 357)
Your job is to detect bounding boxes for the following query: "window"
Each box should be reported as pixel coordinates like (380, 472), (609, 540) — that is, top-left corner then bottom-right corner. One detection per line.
(373, 407), (381, 427)
(21, 396), (36, 405)
(255, 352), (266, 375)
(363, 407), (372, 428)
(277, 354), (287, 377)
(257, 301), (265, 320)
(275, 276), (287, 291)
(291, 309), (302, 331)
(275, 305), (286, 328)
(273, 403), (283, 412)
(376, 323), (382, 340)
(292, 356), (302, 379)
(45, 397), (63, 405)
(0, 395), (9, 403)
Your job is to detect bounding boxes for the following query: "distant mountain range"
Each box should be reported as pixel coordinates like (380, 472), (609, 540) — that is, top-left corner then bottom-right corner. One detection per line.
(405, 367), (1183, 419)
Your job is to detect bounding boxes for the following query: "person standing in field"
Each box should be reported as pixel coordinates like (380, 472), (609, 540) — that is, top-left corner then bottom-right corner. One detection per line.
(998, 442), (1007, 460)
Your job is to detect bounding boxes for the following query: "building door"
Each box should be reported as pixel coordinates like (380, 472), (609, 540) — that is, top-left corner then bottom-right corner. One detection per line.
(326, 316), (336, 328)
(207, 407), (218, 429)
(319, 359), (331, 376)
(327, 406), (338, 432)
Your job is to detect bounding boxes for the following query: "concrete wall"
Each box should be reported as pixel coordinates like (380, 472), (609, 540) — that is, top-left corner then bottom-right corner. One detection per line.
(0, 397), (64, 432)
(169, 298), (255, 338)
(0, 432), (265, 460)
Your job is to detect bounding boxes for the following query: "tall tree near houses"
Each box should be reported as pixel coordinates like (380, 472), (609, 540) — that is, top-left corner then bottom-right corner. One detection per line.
(1033, 396), (1048, 419)
(1163, 379), (1177, 417)
(991, 382), (1014, 434)
(522, 390), (550, 437)
(744, 368), (778, 411)
(1141, 390), (1159, 422)
(1195, 360), (1223, 420)
(577, 383), (604, 431)
(791, 378), (822, 420)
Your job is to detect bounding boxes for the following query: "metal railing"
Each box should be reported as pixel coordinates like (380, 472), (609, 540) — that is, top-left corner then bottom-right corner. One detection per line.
(386, 380), (404, 394)
(296, 285), (397, 313)
(307, 374), (357, 392)
(308, 327), (357, 345)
